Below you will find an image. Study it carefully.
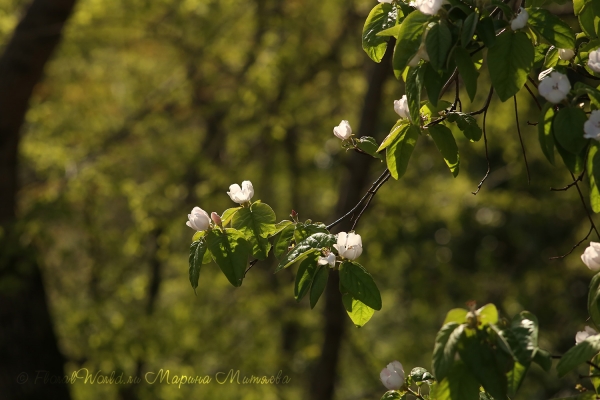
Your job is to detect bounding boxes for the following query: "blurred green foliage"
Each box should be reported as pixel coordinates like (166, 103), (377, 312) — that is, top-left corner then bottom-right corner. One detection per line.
(1, 0), (597, 398)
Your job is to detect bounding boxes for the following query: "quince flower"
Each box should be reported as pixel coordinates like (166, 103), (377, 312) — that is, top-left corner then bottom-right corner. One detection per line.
(511, 8), (528, 30)
(380, 361), (405, 390)
(559, 48), (575, 61)
(394, 95), (410, 120)
(186, 207), (211, 231)
(334, 232), (363, 260)
(584, 111), (600, 141)
(412, 0), (446, 15)
(576, 326), (598, 344)
(589, 49), (600, 73)
(582, 241), (600, 270)
(538, 71), (570, 104)
(333, 120), (352, 140)
(227, 181), (254, 204)
(318, 253), (336, 268)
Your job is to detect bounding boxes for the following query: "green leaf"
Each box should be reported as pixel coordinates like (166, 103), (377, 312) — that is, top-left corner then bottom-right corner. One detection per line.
(477, 303), (498, 327)
(579, 4), (599, 39)
(271, 220), (293, 237)
(506, 362), (528, 398)
(443, 308), (468, 325)
(377, 24), (402, 38)
(432, 322), (465, 381)
(557, 335), (600, 377)
(553, 106), (588, 155)
(378, 120), (410, 152)
(426, 22), (452, 70)
(588, 142), (600, 213)
(453, 47), (478, 102)
(549, 394), (598, 400)
(556, 141), (585, 174)
(381, 391), (405, 400)
(339, 261), (382, 310)
(410, 367), (434, 383)
(533, 348), (552, 371)
(393, 11), (431, 78)
(590, 353), (600, 394)
(527, 8), (575, 49)
(534, 43), (550, 68)
(458, 329), (509, 400)
(574, 0), (586, 15)
(221, 207), (241, 227)
(342, 292), (375, 327)
(538, 102), (556, 165)
(310, 266), (329, 309)
(294, 253), (320, 302)
(357, 136), (383, 159)
(447, 112), (482, 142)
(476, 17), (496, 48)
(294, 222), (329, 243)
(428, 124), (460, 177)
(386, 124), (420, 179)
(274, 223), (296, 259)
(363, 3), (397, 63)
(423, 63), (447, 106)
(231, 202), (277, 260)
(430, 361), (480, 400)
(588, 271), (600, 330)
(206, 228), (250, 287)
(406, 67), (424, 124)
(574, 82), (600, 110)
(461, 12), (479, 47)
(488, 30), (534, 102)
(543, 46), (559, 68)
(503, 311), (539, 365)
(276, 232), (336, 272)
(189, 240), (208, 292)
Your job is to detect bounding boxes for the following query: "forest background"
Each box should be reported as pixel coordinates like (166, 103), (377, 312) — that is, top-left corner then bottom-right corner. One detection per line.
(0, 0), (593, 399)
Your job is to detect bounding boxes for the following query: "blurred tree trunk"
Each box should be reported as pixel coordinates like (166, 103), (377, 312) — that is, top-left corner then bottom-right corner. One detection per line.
(0, 0), (77, 399)
(309, 48), (393, 400)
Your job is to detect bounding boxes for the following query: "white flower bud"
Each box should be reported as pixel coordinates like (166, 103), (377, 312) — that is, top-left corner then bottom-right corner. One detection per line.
(227, 180), (254, 204)
(333, 232), (363, 260)
(412, 0), (446, 15)
(538, 71), (570, 104)
(380, 361), (405, 390)
(333, 120), (353, 140)
(511, 8), (528, 30)
(576, 326), (598, 344)
(559, 48), (575, 61)
(186, 207), (211, 231)
(211, 212), (222, 227)
(394, 95), (410, 120)
(589, 49), (600, 73)
(318, 253), (336, 267)
(582, 241), (600, 270)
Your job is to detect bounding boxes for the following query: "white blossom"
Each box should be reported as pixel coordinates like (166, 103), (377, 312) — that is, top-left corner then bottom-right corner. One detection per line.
(227, 181), (254, 204)
(582, 242), (600, 271)
(380, 361), (405, 390)
(333, 120), (353, 140)
(589, 49), (600, 73)
(576, 326), (598, 344)
(584, 111), (600, 141)
(559, 48), (575, 61)
(394, 95), (410, 120)
(186, 207), (211, 231)
(537, 71), (570, 104)
(412, 0), (446, 15)
(511, 8), (528, 30)
(318, 253), (336, 267)
(333, 232), (363, 260)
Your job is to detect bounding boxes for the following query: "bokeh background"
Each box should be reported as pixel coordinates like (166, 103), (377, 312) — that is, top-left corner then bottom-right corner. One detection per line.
(0, 0), (595, 399)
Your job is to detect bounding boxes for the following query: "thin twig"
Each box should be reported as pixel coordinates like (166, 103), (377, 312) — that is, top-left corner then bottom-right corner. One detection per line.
(514, 95), (531, 185)
(550, 170), (585, 191)
(351, 171), (392, 231)
(326, 169), (391, 231)
(570, 171), (600, 239)
(550, 225), (594, 259)
(524, 83), (542, 110)
(244, 259), (259, 276)
(472, 87), (494, 195)
(527, 75), (538, 89)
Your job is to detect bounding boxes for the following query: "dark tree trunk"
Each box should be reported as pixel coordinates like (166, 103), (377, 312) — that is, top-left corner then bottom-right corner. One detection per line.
(309, 48), (393, 400)
(0, 0), (78, 399)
